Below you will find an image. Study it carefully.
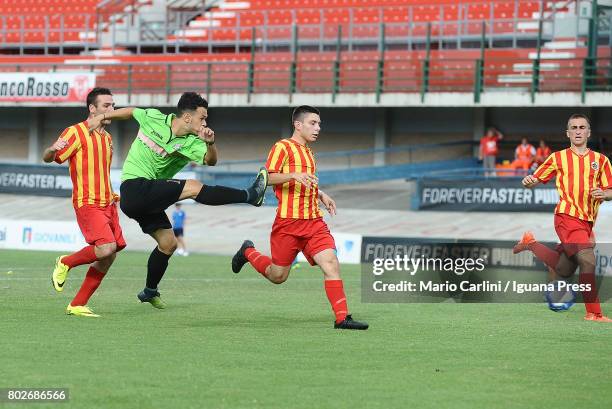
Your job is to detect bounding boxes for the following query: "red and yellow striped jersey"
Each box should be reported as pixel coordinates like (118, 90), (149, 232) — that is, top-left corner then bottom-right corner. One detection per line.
(54, 121), (115, 209)
(534, 148), (612, 222)
(265, 138), (322, 219)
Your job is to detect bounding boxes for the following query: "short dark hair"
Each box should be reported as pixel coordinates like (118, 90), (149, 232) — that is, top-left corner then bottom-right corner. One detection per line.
(86, 87), (112, 108)
(177, 92), (208, 116)
(567, 113), (591, 129)
(292, 105), (320, 126)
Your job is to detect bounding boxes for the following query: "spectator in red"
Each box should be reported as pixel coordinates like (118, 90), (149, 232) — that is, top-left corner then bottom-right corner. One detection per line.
(511, 137), (536, 172)
(479, 127), (503, 176)
(534, 139), (551, 167)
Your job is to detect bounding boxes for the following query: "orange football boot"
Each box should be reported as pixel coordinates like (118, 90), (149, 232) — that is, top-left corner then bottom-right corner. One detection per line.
(513, 231), (536, 254)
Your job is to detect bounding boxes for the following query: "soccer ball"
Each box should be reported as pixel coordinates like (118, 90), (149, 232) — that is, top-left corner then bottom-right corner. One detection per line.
(545, 280), (576, 312)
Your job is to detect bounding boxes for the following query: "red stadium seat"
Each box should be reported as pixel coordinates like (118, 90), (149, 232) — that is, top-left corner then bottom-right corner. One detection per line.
(0, 0), (149, 44)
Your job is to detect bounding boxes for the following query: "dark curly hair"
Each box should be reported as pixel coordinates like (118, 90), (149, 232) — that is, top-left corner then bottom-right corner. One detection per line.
(177, 92), (208, 116)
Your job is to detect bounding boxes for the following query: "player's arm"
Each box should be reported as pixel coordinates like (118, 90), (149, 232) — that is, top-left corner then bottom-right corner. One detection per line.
(524, 153), (556, 188)
(43, 127), (80, 163)
(521, 174), (540, 188)
(319, 189), (337, 216)
(590, 188), (612, 201)
(591, 157), (612, 201)
(87, 107), (137, 131)
(42, 138), (68, 163)
(198, 127), (217, 166)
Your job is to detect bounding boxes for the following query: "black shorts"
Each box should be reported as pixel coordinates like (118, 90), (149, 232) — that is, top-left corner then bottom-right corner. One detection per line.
(173, 228), (184, 237)
(120, 178), (186, 234)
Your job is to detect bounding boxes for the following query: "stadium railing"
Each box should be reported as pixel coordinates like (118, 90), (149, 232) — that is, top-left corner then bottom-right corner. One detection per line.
(415, 167), (531, 180)
(0, 52), (609, 102)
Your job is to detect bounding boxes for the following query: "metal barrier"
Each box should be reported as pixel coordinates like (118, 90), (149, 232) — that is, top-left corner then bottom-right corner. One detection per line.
(0, 54), (609, 103)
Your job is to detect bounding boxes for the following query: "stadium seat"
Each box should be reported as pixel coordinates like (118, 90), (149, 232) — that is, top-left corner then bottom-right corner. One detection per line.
(0, 0), (150, 45)
(170, 0), (544, 44)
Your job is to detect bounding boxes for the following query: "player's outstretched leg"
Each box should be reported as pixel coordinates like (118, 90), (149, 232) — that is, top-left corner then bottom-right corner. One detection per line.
(248, 167), (269, 207)
(193, 167), (269, 207)
(513, 231), (560, 269)
(512, 231), (535, 254)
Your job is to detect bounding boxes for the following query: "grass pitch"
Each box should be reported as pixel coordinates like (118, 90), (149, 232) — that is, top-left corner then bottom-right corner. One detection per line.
(0, 249), (610, 409)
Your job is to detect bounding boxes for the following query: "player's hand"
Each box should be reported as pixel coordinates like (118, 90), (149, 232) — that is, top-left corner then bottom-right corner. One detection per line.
(292, 172), (318, 189)
(87, 114), (104, 131)
(319, 191), (337, 216)
(198, 126), (215, 143)
(590, 188), (610, 201)
(522, 174), (539, 188)
(51, 138), (68, 152)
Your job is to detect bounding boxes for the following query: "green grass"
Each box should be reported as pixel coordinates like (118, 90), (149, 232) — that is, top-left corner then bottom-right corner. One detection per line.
(1, 249), (610, 409)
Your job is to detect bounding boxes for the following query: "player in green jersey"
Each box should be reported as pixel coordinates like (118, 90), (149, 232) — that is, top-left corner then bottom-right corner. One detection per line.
(87, 92), (268, 308)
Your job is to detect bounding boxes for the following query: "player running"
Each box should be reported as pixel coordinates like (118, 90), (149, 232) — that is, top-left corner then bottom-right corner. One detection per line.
(231, 105), (368, 330)
(513, 114), (612, 322)
(86, 92), (268, 309)
(42, 87), (126, 318)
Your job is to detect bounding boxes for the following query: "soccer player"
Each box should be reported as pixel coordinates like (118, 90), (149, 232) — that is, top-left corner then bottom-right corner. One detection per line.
(172, 203), (188, 256)
(230, 105), (369, 330)
(86, 92), (268, 308)
(42, 87), (126, 318)
(513, 114), (612, 322)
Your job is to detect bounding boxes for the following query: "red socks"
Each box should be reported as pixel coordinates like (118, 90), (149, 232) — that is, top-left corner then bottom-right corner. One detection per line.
(245, 247), (272, 277)
(71, 266), (105, 306)
(579, 270), (602, 315)
(243, 248), (349, 323)
(62, 245), (98, 268)
(325, 280), (348, 323)
(528, 242), (560, 270)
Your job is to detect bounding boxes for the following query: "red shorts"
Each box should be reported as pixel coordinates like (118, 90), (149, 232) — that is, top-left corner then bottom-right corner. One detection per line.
(554, 213), (594, 257)
(75, 203), (127, 250)
(270, 217), (335, 266)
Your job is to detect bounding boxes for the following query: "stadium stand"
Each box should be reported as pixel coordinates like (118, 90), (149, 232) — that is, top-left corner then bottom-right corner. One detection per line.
(0, 45), (609, 97)
(170, 0), (543, 42)
(0, 0), (609, 98)
(0, 0), (150, 44)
